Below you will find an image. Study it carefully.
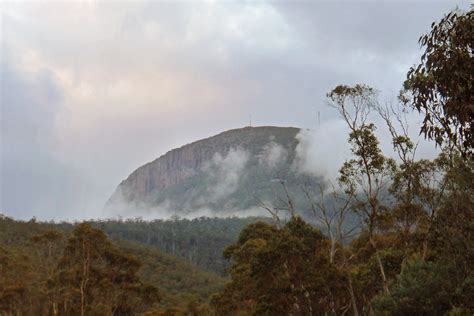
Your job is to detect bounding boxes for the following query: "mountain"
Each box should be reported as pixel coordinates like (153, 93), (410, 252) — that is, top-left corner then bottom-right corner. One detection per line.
(105, 126), (323, 218)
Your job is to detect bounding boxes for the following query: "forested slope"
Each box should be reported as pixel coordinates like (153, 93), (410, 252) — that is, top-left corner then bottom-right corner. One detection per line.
(91, 216), (269, 274)
(0, 215), (227, 314)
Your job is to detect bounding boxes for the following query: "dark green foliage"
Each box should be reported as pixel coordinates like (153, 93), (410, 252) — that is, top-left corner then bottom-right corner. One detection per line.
(93, 216), (269, 275)
(372, 257), (456, 315)
(117, 240), (225, 306)
(213, 218), (346, 315)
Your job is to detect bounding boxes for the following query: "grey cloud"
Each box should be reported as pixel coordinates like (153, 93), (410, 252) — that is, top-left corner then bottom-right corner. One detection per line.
(1, 63), (78, 219)
(1, 1), (469, 220)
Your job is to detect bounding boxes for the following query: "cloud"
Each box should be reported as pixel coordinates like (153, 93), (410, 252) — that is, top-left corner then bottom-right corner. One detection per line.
(203, 147), (250, 201)
(1, 1), (468, 220)
(108, 204), (268, 221)
(293, 108), (441, 186)
(294, 121), (351, 183)
(259, 140), (288, 169)
(101, 182), (269, 221)
(0, 62), (98, 220)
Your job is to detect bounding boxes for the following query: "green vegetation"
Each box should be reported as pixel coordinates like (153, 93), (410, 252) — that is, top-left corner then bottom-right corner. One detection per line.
(212, 8), (473, 315)
(92, 216), (269, 275)
(212, 218), (345, 315)
(403, 9), (474, 156)
(211, 147), (473, 314)
(1, 7), (472, 316)
(0, 216), (226, 315)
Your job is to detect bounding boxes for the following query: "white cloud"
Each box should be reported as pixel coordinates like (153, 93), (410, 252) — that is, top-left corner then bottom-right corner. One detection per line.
(294, 121), (350, 183)
(203, 147), (250, 200)
(259, 140), (288, 169)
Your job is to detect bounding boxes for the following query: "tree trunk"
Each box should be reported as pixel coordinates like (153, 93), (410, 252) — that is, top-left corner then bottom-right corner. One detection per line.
(369, 237), (390, 294)
(80, 241), (90, 316)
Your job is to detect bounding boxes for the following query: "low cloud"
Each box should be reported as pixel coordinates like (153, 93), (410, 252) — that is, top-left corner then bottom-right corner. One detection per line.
(203, 147), (250, 200)
(103, 192), (268, 220)
(259, 140), (288, 169)
(118, 204), (268, 221)
(294, 121), (350, 183)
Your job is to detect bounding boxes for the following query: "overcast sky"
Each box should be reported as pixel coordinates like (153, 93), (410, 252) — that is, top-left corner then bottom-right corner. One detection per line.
(0, 1), (470, 220)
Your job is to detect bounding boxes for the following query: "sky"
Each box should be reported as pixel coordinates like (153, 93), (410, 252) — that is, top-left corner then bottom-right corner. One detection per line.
(0, 0), (470, 220)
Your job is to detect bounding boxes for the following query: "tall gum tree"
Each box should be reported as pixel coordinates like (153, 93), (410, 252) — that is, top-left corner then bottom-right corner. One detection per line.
(328, 84), (396, 295)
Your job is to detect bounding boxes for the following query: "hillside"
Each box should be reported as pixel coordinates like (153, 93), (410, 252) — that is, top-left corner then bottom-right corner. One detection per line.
(92, 216), (270, 275)
(0, 215), (226, 309)
(105, 126), (323, 218)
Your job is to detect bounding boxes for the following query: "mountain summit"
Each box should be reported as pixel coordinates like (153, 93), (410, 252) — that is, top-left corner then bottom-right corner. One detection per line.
(105, 126), (322, 218)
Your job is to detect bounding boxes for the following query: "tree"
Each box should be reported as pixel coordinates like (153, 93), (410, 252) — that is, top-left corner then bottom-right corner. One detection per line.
(376, 103), (445, 259)
(303, 183), (360, 315)
(212, 218), (346, 315)
(0, 246), (30, 314)
(56, 223), (160, 315)
(328, 84), (396, 294)
(372, 256), (457, 315)
(29, 229), (65, 314)
(403, 9), (474, 156)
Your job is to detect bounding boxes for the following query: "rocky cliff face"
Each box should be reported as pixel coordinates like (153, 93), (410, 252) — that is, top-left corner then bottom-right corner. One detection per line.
(105, 126), (322, 218)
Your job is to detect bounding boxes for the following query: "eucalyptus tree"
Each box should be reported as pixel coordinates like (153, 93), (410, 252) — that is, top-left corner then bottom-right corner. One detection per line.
(403, 8), (474, 157)
(57, 223), (160, 315)
(328, 84), (396, 294)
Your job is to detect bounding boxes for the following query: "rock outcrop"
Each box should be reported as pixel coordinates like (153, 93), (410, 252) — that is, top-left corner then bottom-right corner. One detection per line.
(105, 126), (321, 217)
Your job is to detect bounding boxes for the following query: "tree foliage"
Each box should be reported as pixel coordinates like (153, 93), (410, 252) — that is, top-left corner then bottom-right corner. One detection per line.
(404, 8), (474, 156)
(93, 216), (266, 275)
(0, 217), (226, 315)
(57, 223), (160, 315)
(212, 217), (347, 315)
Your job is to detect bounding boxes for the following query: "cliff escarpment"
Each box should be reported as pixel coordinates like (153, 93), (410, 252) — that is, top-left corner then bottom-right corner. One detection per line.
(105, 126), (322, 217)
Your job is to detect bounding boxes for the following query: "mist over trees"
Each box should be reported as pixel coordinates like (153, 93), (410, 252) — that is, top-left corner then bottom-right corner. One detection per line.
(1, 6), (473, 316)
